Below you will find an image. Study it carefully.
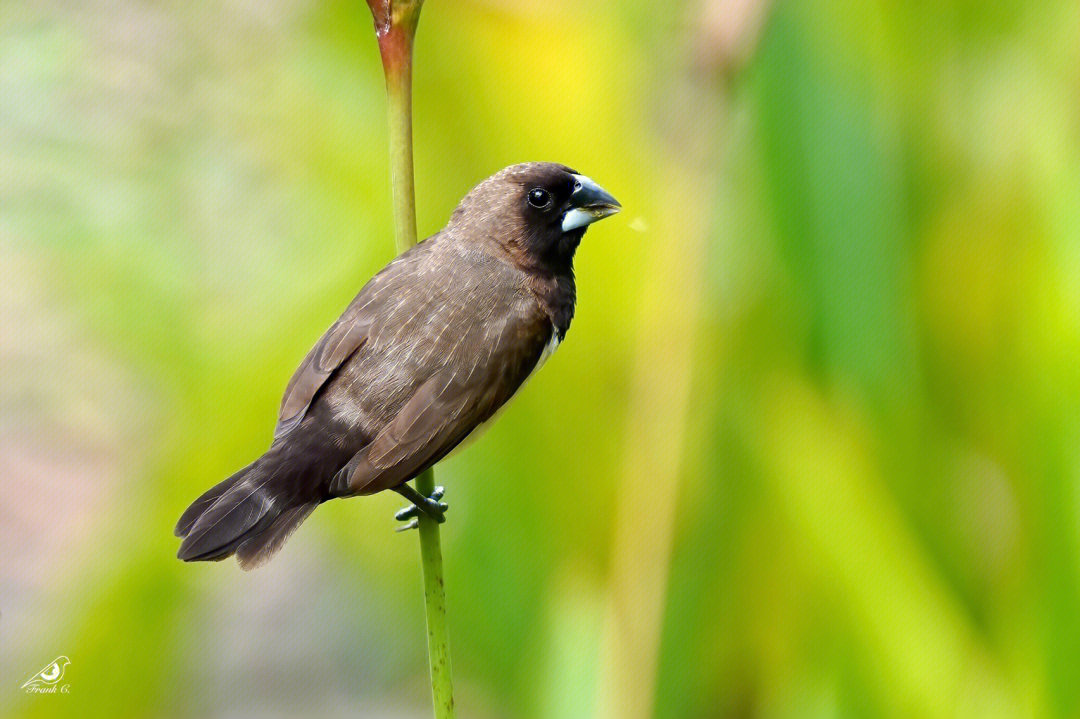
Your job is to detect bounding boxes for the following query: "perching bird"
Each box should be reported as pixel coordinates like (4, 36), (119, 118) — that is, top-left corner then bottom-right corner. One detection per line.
(176, 163), (620, 569)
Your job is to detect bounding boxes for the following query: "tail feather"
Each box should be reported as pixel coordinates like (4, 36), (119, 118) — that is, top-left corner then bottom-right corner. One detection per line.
(174, 463), (253, 538)
(177, 448), (317, 569)
(234, 500), (319, 570)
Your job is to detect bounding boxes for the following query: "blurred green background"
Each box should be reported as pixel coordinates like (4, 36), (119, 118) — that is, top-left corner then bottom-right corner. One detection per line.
(4, 0), (1080, 717)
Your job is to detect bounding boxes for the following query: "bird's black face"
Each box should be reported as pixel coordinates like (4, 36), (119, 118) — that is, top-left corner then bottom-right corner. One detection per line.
(514, 165), (621, 268)
(449, 162), (620, 273)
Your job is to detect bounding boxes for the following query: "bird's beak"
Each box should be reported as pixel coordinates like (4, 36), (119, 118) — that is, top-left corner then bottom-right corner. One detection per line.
(562, 174), (621, 232)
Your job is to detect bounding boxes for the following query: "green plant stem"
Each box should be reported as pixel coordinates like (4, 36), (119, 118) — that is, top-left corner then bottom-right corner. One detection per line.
(370, 3), (455, 718)
(414, 468), (454, 718)
(383, 35), (418, 251)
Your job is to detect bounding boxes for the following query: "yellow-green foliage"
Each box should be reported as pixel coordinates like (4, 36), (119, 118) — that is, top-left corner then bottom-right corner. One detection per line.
(3, 1), (1079, 718)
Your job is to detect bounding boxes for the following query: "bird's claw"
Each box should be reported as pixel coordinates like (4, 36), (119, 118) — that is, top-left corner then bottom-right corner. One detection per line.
(395, 504), (420, 522)
(394, 485), (448, 532)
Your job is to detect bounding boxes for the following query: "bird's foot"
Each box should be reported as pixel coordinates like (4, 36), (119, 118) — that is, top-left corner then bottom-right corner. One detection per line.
(393, 485), (448, 532)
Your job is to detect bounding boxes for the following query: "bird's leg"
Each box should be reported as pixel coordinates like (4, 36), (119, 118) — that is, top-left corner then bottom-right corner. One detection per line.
(393, 483), (448, 531)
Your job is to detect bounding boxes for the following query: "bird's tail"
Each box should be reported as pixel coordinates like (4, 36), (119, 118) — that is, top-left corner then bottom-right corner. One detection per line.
(175, 445), (319, 570)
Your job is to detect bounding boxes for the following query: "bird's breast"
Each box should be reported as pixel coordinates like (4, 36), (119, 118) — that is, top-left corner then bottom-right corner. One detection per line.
(533, 328), (561, 374)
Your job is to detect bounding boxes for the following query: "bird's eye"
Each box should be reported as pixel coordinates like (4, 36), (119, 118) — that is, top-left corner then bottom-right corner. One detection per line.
(527, 188), (551, 209)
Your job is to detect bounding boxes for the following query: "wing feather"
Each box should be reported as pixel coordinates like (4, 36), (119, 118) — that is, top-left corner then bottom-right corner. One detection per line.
(331, 307), (551, 496)
(273, 248), (427, 440)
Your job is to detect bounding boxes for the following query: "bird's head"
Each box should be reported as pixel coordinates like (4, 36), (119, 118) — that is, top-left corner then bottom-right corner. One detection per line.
(448, 162), (621, 273)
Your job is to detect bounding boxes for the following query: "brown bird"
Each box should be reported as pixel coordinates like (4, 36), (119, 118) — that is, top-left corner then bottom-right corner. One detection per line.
(176, 162), (620, 568)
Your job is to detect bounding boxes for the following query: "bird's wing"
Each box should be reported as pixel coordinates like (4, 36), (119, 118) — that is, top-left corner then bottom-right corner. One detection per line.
(274, 245), (430, 440)
(331, 298), (551, 496)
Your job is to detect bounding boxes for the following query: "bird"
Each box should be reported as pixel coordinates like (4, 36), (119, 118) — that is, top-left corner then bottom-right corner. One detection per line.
(175, 162), (620, 569)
